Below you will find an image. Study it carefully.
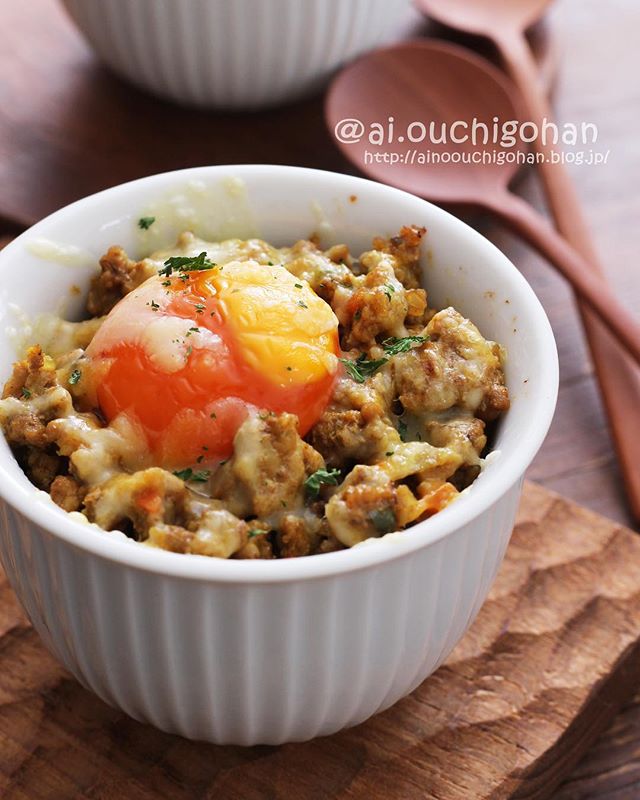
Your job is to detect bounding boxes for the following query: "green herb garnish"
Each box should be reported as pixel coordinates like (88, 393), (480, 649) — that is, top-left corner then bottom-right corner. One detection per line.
(68, 369), (82, 385)
(297, 300), (308, 309)
(148, 300), (159, 311)
(369, 507), (397, 534)
(138, 216), (155, 230)
(304, 467), (341, 498)
(159, 251), (216, 277)
(248, 529), (264, 539)
(381, 335), (429, 356)
(173, 467), (210, 482)
(398, 419), (408, 442)
(339, 353), (388, 383)
(383, 283), (396, 301)
(21, 387), (31, 399)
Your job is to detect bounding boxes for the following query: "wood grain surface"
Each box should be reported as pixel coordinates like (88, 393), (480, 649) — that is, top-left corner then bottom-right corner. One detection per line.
(0, 482), (637, 800)
(1, 0), (639, 795)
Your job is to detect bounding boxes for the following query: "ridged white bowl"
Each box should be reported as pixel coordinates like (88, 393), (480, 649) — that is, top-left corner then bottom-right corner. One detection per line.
(0, 166), (557, 745)
(61, 0), (413, 109)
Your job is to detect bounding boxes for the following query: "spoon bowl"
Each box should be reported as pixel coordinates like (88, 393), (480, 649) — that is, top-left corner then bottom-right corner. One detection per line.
(326, 39), (524, 203)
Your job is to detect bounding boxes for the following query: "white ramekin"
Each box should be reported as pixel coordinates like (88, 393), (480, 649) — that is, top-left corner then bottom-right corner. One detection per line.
(0, 166), (558, 745)
(60, 0), (413, 109)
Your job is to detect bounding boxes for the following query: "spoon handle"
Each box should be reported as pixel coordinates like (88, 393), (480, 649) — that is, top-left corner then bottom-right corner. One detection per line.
(496, 30), (640, 520)
(489, 191), (640, 367)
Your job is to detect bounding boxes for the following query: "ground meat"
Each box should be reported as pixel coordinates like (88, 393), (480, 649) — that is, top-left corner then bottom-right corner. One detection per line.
(393, 307), (509, 418)
(86, 246), (156, 316)
(310, 377), (398, 468)
(276, 515), (322, 558)
(48, 412), (149, 487)
(211, 413), (324, 519)
(235, 531), (275, 560)
(280, 239), (355, 293)
(343, 260), (408, 348)
(325, 465), (399, 547)
(3, 413), (48, 447)
(2, 345), (57, 400)
(83, 467), (186, 538)
(405, 288), (429, 328)
(0, 346), (74, 456)
(425, 416), (487, 467)
(476, 368), (510, 422)
(148, 507), (247, 558)
(50, 474), (86, 512)
(370, 225), (426, 290)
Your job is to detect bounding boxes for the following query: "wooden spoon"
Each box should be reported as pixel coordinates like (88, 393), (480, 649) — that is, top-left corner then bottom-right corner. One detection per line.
(325, 40), (640, 363)
(415, 0), (640, 519)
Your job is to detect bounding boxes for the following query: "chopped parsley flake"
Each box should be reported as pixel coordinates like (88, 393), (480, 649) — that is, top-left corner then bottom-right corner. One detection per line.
(304, 467), (341, 498)
(161, 279), (171, 287)
(159, 251), (216, 277)
(186, 345), (193, 358)
(341, 336), (429, 384)
(339, 353), (388, 383)
(369, 507), (397, 534)
(294, 283), (303, 289)
(248, 529), (264, 539)
(68, 369), (82, 385)
(383, 283), (396, 301)
(398, 419), (408, 442)
(148, 300), (159, 311)
(297, 300), (308, 309)
(173, 467), (210, 482)
(21, 387), (31, 399)
(138, 216), (155, 230)
(385, 451), (394, 457)
(382, 335), (429, 356)
(194, 303), (205, 313)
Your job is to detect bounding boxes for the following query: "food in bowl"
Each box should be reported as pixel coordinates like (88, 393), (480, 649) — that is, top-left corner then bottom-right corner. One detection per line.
(0, 165), (557, 746)
(0, 223), (509, 559)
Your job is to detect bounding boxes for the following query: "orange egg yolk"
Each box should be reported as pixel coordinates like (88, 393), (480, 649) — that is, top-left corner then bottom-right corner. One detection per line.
(85, 259), (340, 469)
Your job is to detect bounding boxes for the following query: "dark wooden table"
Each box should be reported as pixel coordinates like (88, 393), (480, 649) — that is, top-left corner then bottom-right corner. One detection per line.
(0, 0), (639, 796)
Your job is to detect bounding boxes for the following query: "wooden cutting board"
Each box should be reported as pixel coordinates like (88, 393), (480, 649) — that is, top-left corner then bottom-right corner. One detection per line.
(1, 481), (640, 799)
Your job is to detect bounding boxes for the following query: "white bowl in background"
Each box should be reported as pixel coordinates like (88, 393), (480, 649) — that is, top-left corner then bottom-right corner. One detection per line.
(0, 165), (557, 744)
(61, 0), (413, 109)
